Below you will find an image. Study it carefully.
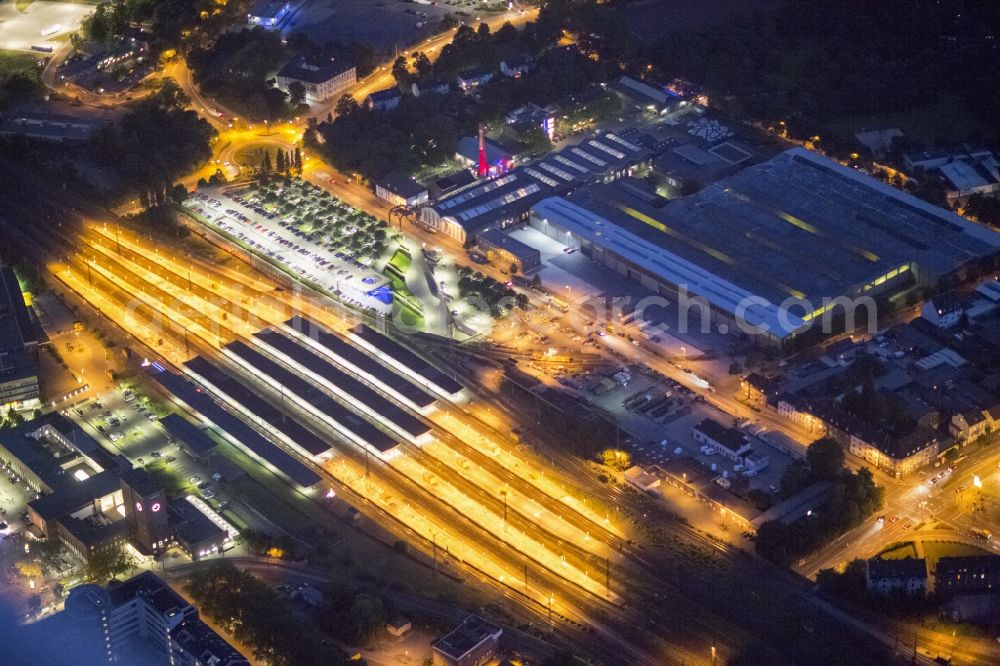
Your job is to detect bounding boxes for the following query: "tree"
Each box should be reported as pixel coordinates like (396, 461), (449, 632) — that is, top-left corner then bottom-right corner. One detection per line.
(334, 94), (360, 117)
(276, 149), (286, 173)
(293, 146), (303, 172)
(262, 150), (273, 173)
(287, 80), (307, 107)
(412, 52), (433, 77)
(348, 593), (386, 645)
(600, 448), (631, 471)
(85, 542), (137, 582)
(391, 55), (411, 86)
(806, 438), (846, 481)
(169, 183), (189, 203)
(88, 80), (214, 204)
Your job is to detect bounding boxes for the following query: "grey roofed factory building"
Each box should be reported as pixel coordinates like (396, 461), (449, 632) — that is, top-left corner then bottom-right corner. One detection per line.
(424, 130), (650, 243)
(530, 147), (1000, 343)
(475, 227), (542, 273)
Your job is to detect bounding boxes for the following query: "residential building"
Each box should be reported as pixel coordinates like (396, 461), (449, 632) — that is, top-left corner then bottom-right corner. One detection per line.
(411, 78), (451, 97)
(276, 55), (356, 103)
(950, 405), (1000, 442)
(921, 293), (964, 329)
(777, 394), (828, 434)
(500, 54), (536, 78)
(475, 228), (541, 274)
(375, 172), (429, 209)
(0, 265), (41, 408)
(823, 408), (940, 478)
(247, 0), (291, 29)
(366, 87), (402, 111)
(740, 373), (781, 409)
(692, 417), (752, 460)
(456, 67), (494, 91)
(505, 103), (558, 142)
(432, 615), (503, 666)
(866, 557), (928, 596)
(935, 556), (1000, 594)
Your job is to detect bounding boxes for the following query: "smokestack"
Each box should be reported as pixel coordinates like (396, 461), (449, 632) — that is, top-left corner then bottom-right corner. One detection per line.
(477, 124), (488, 178)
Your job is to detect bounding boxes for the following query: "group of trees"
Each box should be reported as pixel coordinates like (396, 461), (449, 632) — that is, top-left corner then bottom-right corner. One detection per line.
(313, 591), (388, 647)
(313, 12), (612, 181)
(840, 378), (916, 437)
(90, 80), (215, 207)
(0, 408), (26, 431)
(965, 193), (1000, 230)
(188, 27), (292, 121)
(76, 0), (237, 49)
(258, 147), (303, 176)
(756, 438), (885, 566)
(456, 265), (527, 315)
(188, 28), (379, 121)
(642, 2), (1000, 150)
(312, 91), (463, 181)
(187, 561), (350, 666)
(0, 55), (42, 111)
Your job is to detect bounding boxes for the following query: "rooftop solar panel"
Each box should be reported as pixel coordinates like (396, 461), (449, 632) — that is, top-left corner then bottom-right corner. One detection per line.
(225, 340), (398, 453)
(350, 325), (464, 396)
(254, 330), (429, 439)
(148, 368), (321, 487)
(285, 316), (435, 408)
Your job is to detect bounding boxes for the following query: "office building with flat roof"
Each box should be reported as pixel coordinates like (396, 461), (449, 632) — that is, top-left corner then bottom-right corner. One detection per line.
(276, 55), (356, 102)
(432, 614), (503, 666)
(32, 572), (249, 665)
(247, 0), (290, 30)
(0, 265), (41, 408)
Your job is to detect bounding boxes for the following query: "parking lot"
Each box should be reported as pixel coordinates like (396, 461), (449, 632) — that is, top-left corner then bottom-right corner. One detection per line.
(0, 467), (31, 535)
(183, 182), (396, 313)
(0, 1), (91, 51)
(566, 363), (791, 492)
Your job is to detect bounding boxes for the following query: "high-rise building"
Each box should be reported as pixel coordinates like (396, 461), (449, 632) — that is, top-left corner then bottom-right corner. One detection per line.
(30, 572), (249, 665)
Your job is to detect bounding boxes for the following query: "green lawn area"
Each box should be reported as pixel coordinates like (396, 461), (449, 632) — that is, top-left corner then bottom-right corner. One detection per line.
(386, 248), (411, 275)
(0, 49), (39, 77)
(922, 540), (990, 572)
(876, 541), (917, 561)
